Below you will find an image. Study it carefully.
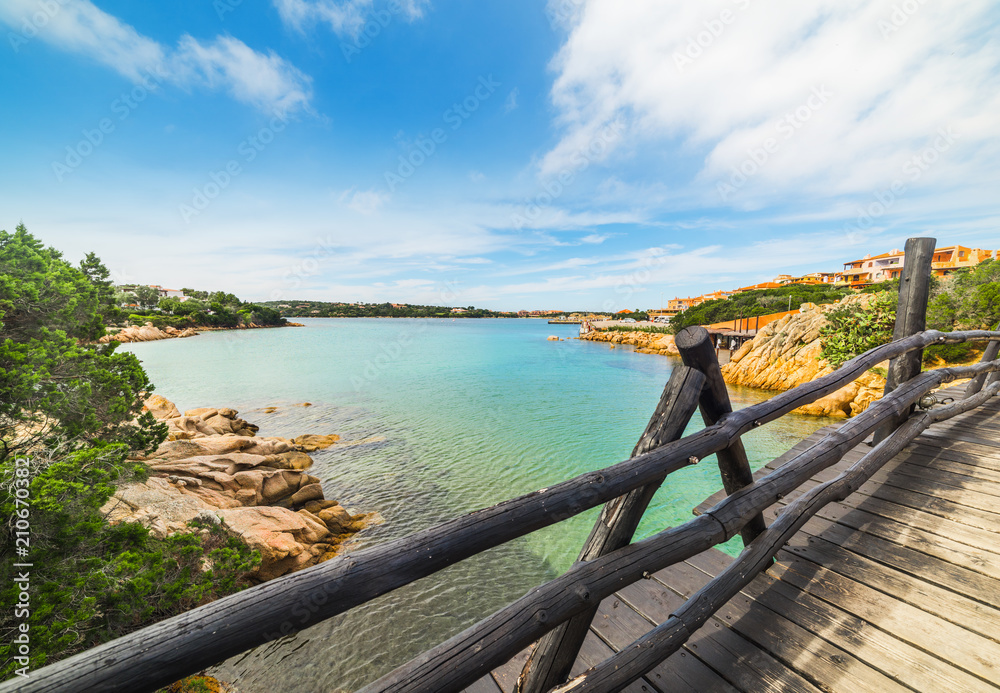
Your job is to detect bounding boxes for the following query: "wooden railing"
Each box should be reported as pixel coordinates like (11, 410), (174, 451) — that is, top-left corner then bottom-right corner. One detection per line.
(7, 238), (1000, 693)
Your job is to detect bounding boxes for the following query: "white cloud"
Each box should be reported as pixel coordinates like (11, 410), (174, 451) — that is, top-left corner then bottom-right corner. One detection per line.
(338, 187), (390, 214)
(0, 0), (312, 115)
(273, 0), (430, 37)
(542, 0), (1000, 210)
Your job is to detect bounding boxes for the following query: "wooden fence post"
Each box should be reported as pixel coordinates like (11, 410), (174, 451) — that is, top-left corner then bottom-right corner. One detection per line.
(674, 325), (767, 545)
(965, 324), (1000, 397)
(873, 237), (936, 444)
(515, 365), (706, 693)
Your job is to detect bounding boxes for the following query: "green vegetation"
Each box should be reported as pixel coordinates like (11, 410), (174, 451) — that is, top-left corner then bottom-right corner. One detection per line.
(819, 292), (898, 367)
(260, 300), (512, 319)
(927, 260), (1000, 331)
(818, 263), (1000, 369)
(116, 288), (286, 330)
(669, 284), (853, 333)
(1, 225), (258, 678)
(605, 325), (672, 335)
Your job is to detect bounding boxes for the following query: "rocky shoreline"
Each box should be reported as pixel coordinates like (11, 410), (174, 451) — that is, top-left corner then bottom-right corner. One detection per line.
(580, 299), (885, 418)
(579, 330), (679, 355)
(721, 297), (885, 418)
(100, 321), (304, 345)
(103, 395), (375, 581)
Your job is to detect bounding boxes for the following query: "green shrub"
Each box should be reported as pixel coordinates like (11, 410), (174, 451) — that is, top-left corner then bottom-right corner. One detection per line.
(820, 292), (898, 368)
(0, 445), (258, 676)
(922, 342), (981, 365)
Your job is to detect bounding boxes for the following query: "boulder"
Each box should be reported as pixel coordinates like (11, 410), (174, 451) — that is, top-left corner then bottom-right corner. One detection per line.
(318, 504), (355, 534)
(291, 434), (341, 451)
(720, 295), (885, 417)
(145, 395), (181, 421)
(289, 483), (324, 506)
(264, 451), (314, 470)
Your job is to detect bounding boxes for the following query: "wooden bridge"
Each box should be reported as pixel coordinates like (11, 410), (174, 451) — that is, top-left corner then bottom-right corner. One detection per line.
(7, 237), (1000, 693)
(465, 385), (1000, 693)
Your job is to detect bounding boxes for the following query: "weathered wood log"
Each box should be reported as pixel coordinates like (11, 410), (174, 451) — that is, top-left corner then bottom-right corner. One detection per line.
(355, 360), (1000, 693)
(874, 237), (936, 444)
(965, 326), (1000, 397)
(675, 325), (766, 545)
(10, 331), (1000, 693)
(551, 379), (1000, 693)
(516, 366), (706, 693)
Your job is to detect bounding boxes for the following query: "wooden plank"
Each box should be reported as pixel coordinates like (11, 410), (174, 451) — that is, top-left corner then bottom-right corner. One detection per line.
(866, 481), (1000, 532)
(880, 462), (1000, 500)
(588, 596), (736, 693)
(570, 633), (654, 693)
(490, 648), (531, 693)
(775, 522), (1000, 636)
(733, 568), (1000, 693)
(462, 675), (503, 693)
(858, 470), (1000, 519)
(772, 552), (1000, 684)
(773, 491), (1000, 572)
(790, 484), (1000, 557)
(656, 561), (913, 693)
(916, 427), (1000, 451)
(616, 575), (825, 692)
(897, 448), (1000, 481)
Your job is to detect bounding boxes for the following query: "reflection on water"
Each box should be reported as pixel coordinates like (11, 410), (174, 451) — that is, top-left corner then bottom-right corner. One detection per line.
(123, 320), (836, 691)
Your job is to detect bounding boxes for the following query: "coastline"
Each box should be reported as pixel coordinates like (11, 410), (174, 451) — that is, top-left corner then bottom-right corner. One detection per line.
(579, 307), (884, 419)
(105, 395), (377, 582)
(101, 321), (304, 344)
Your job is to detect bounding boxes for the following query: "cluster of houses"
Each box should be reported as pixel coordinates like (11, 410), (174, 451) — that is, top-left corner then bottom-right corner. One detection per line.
(649, 244), (997, 322)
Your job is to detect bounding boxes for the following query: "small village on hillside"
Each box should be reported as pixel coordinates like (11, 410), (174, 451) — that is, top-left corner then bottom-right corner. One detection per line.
(648, 243), (996, 321)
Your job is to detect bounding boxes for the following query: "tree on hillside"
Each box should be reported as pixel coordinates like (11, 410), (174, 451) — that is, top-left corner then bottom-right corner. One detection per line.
(133, 284), (160, 310)
(80, 251), (124, 325)
(928, 260), (1000, 330)
(0, 225), (256, 675)
(0, 224), (165, 459)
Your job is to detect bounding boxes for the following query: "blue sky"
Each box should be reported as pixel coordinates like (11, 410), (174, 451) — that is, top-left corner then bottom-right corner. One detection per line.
(2, 0), (999, 311)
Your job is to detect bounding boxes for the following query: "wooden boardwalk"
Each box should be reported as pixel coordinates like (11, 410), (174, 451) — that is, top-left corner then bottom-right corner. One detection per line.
(471, 389), (1000, 692)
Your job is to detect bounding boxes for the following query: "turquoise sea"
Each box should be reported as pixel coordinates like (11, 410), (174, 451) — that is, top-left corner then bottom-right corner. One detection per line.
(123, 319), (834, 692)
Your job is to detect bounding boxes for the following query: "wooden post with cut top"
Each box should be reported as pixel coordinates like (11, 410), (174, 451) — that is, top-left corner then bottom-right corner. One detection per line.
(515, 365), (706, 693)
(873, 237), (936, 444)
(675, 325), (767, 546)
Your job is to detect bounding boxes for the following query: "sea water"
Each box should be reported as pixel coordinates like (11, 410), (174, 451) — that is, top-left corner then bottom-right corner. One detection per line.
(123, 318), (833, 691)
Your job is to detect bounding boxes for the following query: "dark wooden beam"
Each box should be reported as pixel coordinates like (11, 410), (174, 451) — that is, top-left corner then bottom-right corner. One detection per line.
(675, 325), (767, 545)
(965, 326), (1000, 397)
(874, 237), (936, 444)
(516, 366), (705, 693)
